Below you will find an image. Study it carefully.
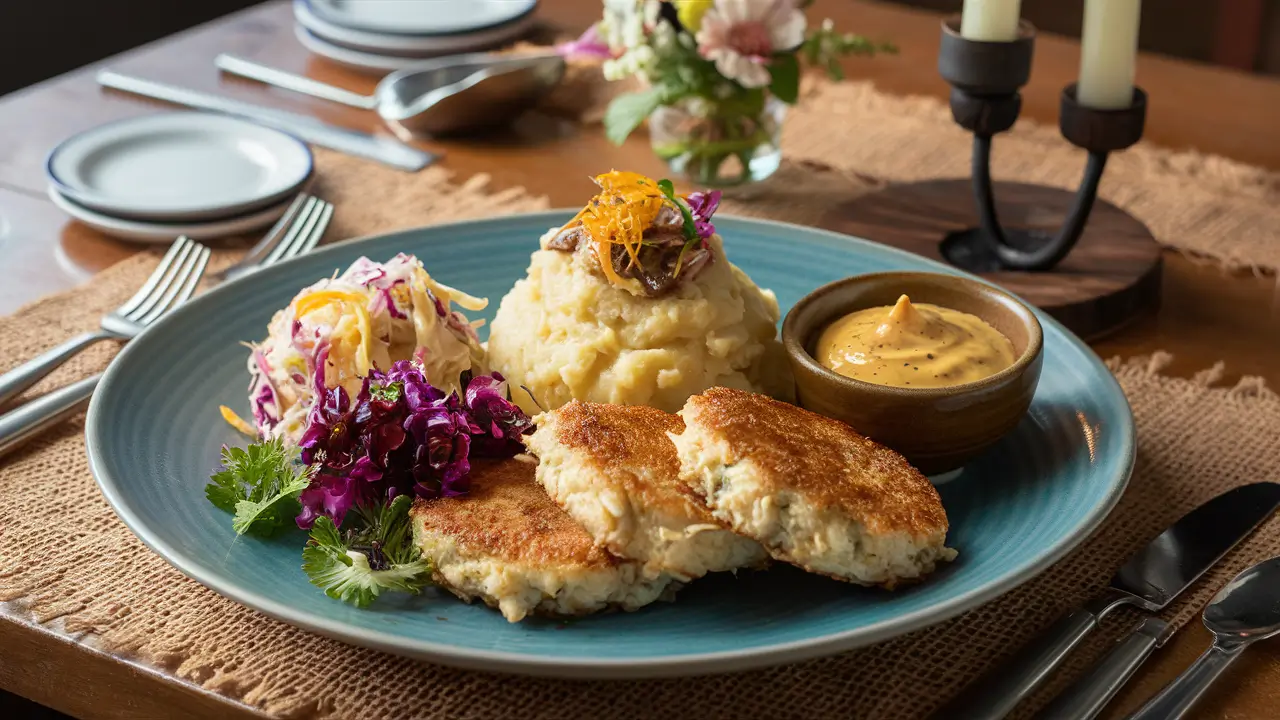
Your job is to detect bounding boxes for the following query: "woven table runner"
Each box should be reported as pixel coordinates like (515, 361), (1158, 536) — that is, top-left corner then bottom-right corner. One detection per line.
(2, 81), (1280, 718)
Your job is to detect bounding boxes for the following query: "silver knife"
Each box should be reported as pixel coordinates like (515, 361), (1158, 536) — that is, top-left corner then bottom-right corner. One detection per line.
(939, 481), (1280, 720)
(96, 70), (435, 172)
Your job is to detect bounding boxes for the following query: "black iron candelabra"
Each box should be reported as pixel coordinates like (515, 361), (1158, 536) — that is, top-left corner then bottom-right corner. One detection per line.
(936, 19), (1147, 272)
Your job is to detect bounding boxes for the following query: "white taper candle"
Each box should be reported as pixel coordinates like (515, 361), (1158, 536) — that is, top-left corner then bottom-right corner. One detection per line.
(959, 0), (1024, 42)
(1077, 0), (1143, 109)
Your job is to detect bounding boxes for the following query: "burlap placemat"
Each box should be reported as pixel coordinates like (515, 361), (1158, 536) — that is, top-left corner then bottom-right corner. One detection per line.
(2, 290), (1276, 720)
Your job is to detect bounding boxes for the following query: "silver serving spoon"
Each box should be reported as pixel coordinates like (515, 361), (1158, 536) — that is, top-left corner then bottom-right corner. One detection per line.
(1127, 555), (1280, 720)
(215, 52), (564, 137)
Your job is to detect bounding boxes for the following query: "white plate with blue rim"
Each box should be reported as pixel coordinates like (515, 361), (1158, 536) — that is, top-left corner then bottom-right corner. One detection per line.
(293, 0), (539, 61)
(303, 0), (538, 37)
(46, 112), (313, 223)
(48, 185), (295, 244)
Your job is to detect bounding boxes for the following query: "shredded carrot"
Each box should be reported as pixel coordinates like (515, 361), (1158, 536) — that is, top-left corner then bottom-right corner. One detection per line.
(569, 170), (669, 290)
(219, 405), (259, 437)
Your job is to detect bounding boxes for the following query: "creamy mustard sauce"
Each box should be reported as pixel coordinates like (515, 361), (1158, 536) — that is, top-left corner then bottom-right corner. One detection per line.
(816, 295), (1016, 388)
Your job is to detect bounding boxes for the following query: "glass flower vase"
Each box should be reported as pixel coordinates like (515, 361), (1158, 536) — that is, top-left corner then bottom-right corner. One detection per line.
(648, 95), (786, 188)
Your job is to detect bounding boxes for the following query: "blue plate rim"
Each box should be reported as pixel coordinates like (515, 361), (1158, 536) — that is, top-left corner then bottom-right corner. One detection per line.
(85, 210), (1135, 678)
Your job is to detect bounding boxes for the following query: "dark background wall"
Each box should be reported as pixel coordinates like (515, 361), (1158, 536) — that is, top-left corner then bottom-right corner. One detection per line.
(899, 0), (1280, 73)
(0, 0), (262, 97)
(902, 0), (1219, 62)
(1, 0), (1277, 100)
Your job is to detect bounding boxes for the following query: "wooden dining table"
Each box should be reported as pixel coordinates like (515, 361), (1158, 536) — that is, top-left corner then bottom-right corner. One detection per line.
(1, 1), (1278, 717)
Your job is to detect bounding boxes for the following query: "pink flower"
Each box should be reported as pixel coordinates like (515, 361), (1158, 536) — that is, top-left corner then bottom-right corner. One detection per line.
(696, 0), (806, 88)
(558, 23), (614, 60)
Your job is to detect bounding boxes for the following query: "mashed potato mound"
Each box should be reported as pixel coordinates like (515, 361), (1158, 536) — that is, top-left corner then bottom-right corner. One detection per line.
(488, 230), (792, 415)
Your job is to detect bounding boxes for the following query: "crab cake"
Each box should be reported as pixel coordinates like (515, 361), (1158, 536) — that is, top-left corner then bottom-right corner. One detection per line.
(410, 457), (676, 622)
(526, 401), (767, 581)
(671, 387), (957, 589)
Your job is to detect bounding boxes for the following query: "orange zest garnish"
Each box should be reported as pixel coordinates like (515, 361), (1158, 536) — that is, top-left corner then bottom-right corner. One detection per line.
(559, 170), (670, 290)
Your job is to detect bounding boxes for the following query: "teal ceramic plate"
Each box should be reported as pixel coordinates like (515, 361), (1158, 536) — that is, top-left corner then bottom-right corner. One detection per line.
(86, 212), (1134, 678)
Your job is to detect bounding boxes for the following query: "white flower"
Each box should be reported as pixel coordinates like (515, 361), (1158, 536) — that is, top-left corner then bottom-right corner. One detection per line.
(651, 13), (678, 51)
(599, 0), (669, 82)
(696, 0), (807, 89)
(601, 0), (647, 52)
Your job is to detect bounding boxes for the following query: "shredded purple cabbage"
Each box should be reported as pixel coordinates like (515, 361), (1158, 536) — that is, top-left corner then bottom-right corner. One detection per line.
(295, 360), (533, 529)
(252, 383), (279, 429)
(464, 372), (534, 458)
(248, 350), (280, 429)
(380, 281), (407, 320)
(685, 190), (722, 241)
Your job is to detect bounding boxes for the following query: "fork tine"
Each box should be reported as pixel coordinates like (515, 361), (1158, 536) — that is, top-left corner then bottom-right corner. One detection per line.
(137, 241), (211, 326)
(171, 245), (212, 307)
(295, 200), (333, 256)
(124, 238), (196, 321)
(117, 236), (193, 317)
(235, 192), (311, 269)
(263, 196), (320, 266)
(280, 200), (326, 259)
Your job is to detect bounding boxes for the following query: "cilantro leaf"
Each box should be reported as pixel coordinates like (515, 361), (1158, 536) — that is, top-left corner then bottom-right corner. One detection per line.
(656, 179), (698, 243)
(655, 178), (702, 276)
(302, 495), (432, 608)
(204, 439), (313, 538)
(370, 380), (403, 403)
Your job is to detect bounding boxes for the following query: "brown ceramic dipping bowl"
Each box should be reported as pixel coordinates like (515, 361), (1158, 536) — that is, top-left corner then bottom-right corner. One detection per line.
(782, 271), (1043, 475)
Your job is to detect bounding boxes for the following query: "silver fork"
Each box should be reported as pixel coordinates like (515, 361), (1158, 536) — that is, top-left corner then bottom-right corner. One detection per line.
(0, 236), (210, 409)
(0, 194), (332, 410)
(210, 193), (333, 285)
(0, 196), (333, 458)
(0, 239), (210, 457)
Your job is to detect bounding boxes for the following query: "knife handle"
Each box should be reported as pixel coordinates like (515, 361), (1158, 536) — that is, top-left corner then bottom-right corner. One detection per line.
(937, 592), (1128, 720)
(1038, 616), (1172, 720)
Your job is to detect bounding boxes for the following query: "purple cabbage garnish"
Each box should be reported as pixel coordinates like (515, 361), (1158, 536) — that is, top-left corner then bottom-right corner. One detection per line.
(248, 350), (280, 430)
(252, 383), (279, 430)
(685, 189), (722, 241)
(295, 360), (533, 529)
(379, 283), (407, 319)
(464, 372), (534, 458)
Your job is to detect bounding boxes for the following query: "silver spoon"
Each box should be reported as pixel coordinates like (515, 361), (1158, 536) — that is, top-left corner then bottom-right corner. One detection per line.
(1127, 555), (1280, 720)
(215, 52), (564, 137)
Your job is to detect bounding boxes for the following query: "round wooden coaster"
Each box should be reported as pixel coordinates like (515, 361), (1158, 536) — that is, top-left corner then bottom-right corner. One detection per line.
(821, 179), (1163, 340)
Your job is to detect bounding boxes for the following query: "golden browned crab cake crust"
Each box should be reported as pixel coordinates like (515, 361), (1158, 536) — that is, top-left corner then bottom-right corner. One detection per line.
(672, 387), (957, 589)
(526, 401), (766, 580)
(410, 458), (676, 622)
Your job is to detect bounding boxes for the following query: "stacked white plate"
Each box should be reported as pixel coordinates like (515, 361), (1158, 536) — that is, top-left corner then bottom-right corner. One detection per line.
(45, 112), (314, 243)
(293, 0), (540, 74)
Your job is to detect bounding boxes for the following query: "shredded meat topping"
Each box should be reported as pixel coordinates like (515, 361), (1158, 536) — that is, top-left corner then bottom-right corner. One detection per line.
(546, 205), (713, 296)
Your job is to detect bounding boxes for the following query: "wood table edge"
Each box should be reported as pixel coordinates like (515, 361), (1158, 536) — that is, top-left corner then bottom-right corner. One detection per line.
(0, 606), (265, 719)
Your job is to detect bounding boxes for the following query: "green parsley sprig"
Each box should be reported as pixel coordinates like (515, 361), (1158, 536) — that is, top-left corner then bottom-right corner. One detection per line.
(205, 438), (313, 537)
(302, 495), (432, 608)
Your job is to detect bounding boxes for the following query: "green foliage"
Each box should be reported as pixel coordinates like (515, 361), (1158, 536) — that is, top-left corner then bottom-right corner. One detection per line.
(302, 495), (432, 608)
(205, 439), (312, 538)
